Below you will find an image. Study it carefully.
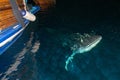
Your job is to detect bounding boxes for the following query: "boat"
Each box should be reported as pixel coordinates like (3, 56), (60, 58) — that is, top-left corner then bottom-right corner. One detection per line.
(0, 0), (55, 55)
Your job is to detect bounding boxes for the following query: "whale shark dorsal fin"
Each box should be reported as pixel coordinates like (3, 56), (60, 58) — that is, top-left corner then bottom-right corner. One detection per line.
(84, 33), (91, 37)
(80, 38), (83, 43)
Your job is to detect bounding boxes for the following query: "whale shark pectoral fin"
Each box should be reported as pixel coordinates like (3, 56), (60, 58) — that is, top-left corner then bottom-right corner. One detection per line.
(65, 52), (76, 71)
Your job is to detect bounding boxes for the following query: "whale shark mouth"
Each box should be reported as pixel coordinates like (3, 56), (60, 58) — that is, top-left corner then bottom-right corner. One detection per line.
(79, 35), (102, 53)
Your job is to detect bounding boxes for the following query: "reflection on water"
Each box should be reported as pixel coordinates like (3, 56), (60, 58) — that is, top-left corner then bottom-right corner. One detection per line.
(0, 32), (40, 80)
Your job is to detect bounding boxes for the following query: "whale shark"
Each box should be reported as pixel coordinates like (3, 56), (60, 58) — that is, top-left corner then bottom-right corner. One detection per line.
(44, 28), (102, 71)
(63, 33), (102, 70)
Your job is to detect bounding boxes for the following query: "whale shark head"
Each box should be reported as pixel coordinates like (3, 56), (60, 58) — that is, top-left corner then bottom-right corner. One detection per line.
(72, 33), (102, 53)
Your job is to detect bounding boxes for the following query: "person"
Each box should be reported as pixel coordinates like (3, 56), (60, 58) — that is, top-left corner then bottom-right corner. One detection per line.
(21, 0), (36, 21)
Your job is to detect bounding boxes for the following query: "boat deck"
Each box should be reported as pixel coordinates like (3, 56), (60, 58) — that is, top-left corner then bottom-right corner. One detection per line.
(0, 0), (56, 30)
(0, 0), (17, 30)
(0, 9), (17, 30)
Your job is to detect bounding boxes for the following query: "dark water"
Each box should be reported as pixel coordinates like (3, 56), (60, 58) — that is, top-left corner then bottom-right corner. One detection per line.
(0, 0), (120, 80)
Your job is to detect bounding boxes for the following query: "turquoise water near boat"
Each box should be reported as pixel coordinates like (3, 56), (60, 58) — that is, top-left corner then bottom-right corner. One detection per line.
(0, 0), (120, 80)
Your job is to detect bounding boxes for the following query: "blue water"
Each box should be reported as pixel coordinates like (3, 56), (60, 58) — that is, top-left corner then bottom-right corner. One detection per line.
(0, 1), (120, 80)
